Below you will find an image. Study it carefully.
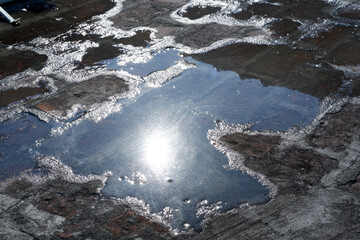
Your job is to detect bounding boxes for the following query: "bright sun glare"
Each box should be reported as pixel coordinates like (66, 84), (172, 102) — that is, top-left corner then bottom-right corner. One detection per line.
(144, 131), (172, 172)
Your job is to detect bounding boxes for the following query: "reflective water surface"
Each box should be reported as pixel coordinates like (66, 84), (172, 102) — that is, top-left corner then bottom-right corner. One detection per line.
(30, 51), (320, 231)
(0, 114), (51, 180)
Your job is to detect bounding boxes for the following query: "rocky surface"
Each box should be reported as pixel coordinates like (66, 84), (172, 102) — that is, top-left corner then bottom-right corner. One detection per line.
(191, 43), (345, 98)
(180, 5), (221, 20)
(175, 103), (360, 239)
(308, 103), (360, 152)
(110, 0), (263, 49)
(1, 0), (360, 239)
(0, 49), (47, 80)
(1, 102), (359, 239)
(34, 75), (128, 117)
(0, 0), (115, 45)
(72, 30), (152, 69)
(2, 0), (358, 114)
(304, 26), (360, 66)
(0, 85), (48, 108)
(0, 178), (170, 239)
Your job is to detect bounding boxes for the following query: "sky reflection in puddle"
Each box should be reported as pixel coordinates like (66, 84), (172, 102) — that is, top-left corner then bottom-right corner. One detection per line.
(103, 48), (181, 77)
(0, 114), (51, 180)
(35, 51), (320, 231)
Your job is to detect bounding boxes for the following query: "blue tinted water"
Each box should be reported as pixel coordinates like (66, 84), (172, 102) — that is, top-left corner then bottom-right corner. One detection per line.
(31, 52), (320, 231)
(103, 49), (181, 77)
(0, 113), (52, 180)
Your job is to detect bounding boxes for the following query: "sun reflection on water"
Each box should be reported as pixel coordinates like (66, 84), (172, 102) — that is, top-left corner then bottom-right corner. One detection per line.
(143, 129), (175, 173)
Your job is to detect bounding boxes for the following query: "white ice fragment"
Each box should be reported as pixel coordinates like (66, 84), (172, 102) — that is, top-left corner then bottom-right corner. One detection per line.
(196, 200), (223, 219)
(158, 206), (174, 220)
(121, 196), (151, 215)
(183, 222), (191, 229)
(143, 60), (196, 87)
(33, 155), (112, 191)
(197, 199), (208, 206)
(122, 172), (147, 185)
(171, 0), (275, 28)
(85, 101), (123, 123)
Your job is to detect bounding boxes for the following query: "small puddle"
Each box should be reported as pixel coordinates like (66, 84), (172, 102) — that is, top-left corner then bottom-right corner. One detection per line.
(33, 50), (320, 231)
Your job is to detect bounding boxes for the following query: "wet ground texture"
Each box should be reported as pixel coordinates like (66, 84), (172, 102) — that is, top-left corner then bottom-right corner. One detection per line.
(0, 0), (115, 45)
(1, 102), (359, 239)
(0, 178), (170, 239)
(175, 103), (360, 239)
(0, 0), (360, 238)
(34, 75), (128, 117)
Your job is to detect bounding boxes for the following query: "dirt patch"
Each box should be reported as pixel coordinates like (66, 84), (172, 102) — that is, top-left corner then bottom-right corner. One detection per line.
(248, 3), (281, 18)
(308, 103), (360, 151)
(111, 2), (175, 30)
(76, 39), (123, 69)
(0, 178), (170, 239)
(268, 19), (301, 37)
(277, 0), (333, 20)
(337, 8), (360, 20)
(35, 75), (128, 116)
(191, 43), (344, 98)
(231, 10), (253, 20)
(221, 133), (281, 158)
(175, 23), (253, 49)
(232, 0), (333, 21)
(116, 30), (152, 47)
(0, 86), (48, 108)
(283, 149), (338, 186)
(0, 49), (47, 80)
(0, 0), (115, 45)
(304, 26), (360, 65)
(175, 103), (360, 240)
(104, 209), (170, 239)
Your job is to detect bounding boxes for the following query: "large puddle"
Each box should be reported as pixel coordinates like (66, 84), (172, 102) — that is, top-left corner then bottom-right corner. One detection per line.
(0, 50), (320, 231)
(4, 0), (358, 233)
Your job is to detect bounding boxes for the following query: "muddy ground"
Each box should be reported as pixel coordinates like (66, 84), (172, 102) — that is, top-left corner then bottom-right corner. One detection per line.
(0, 0), (360, 239)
